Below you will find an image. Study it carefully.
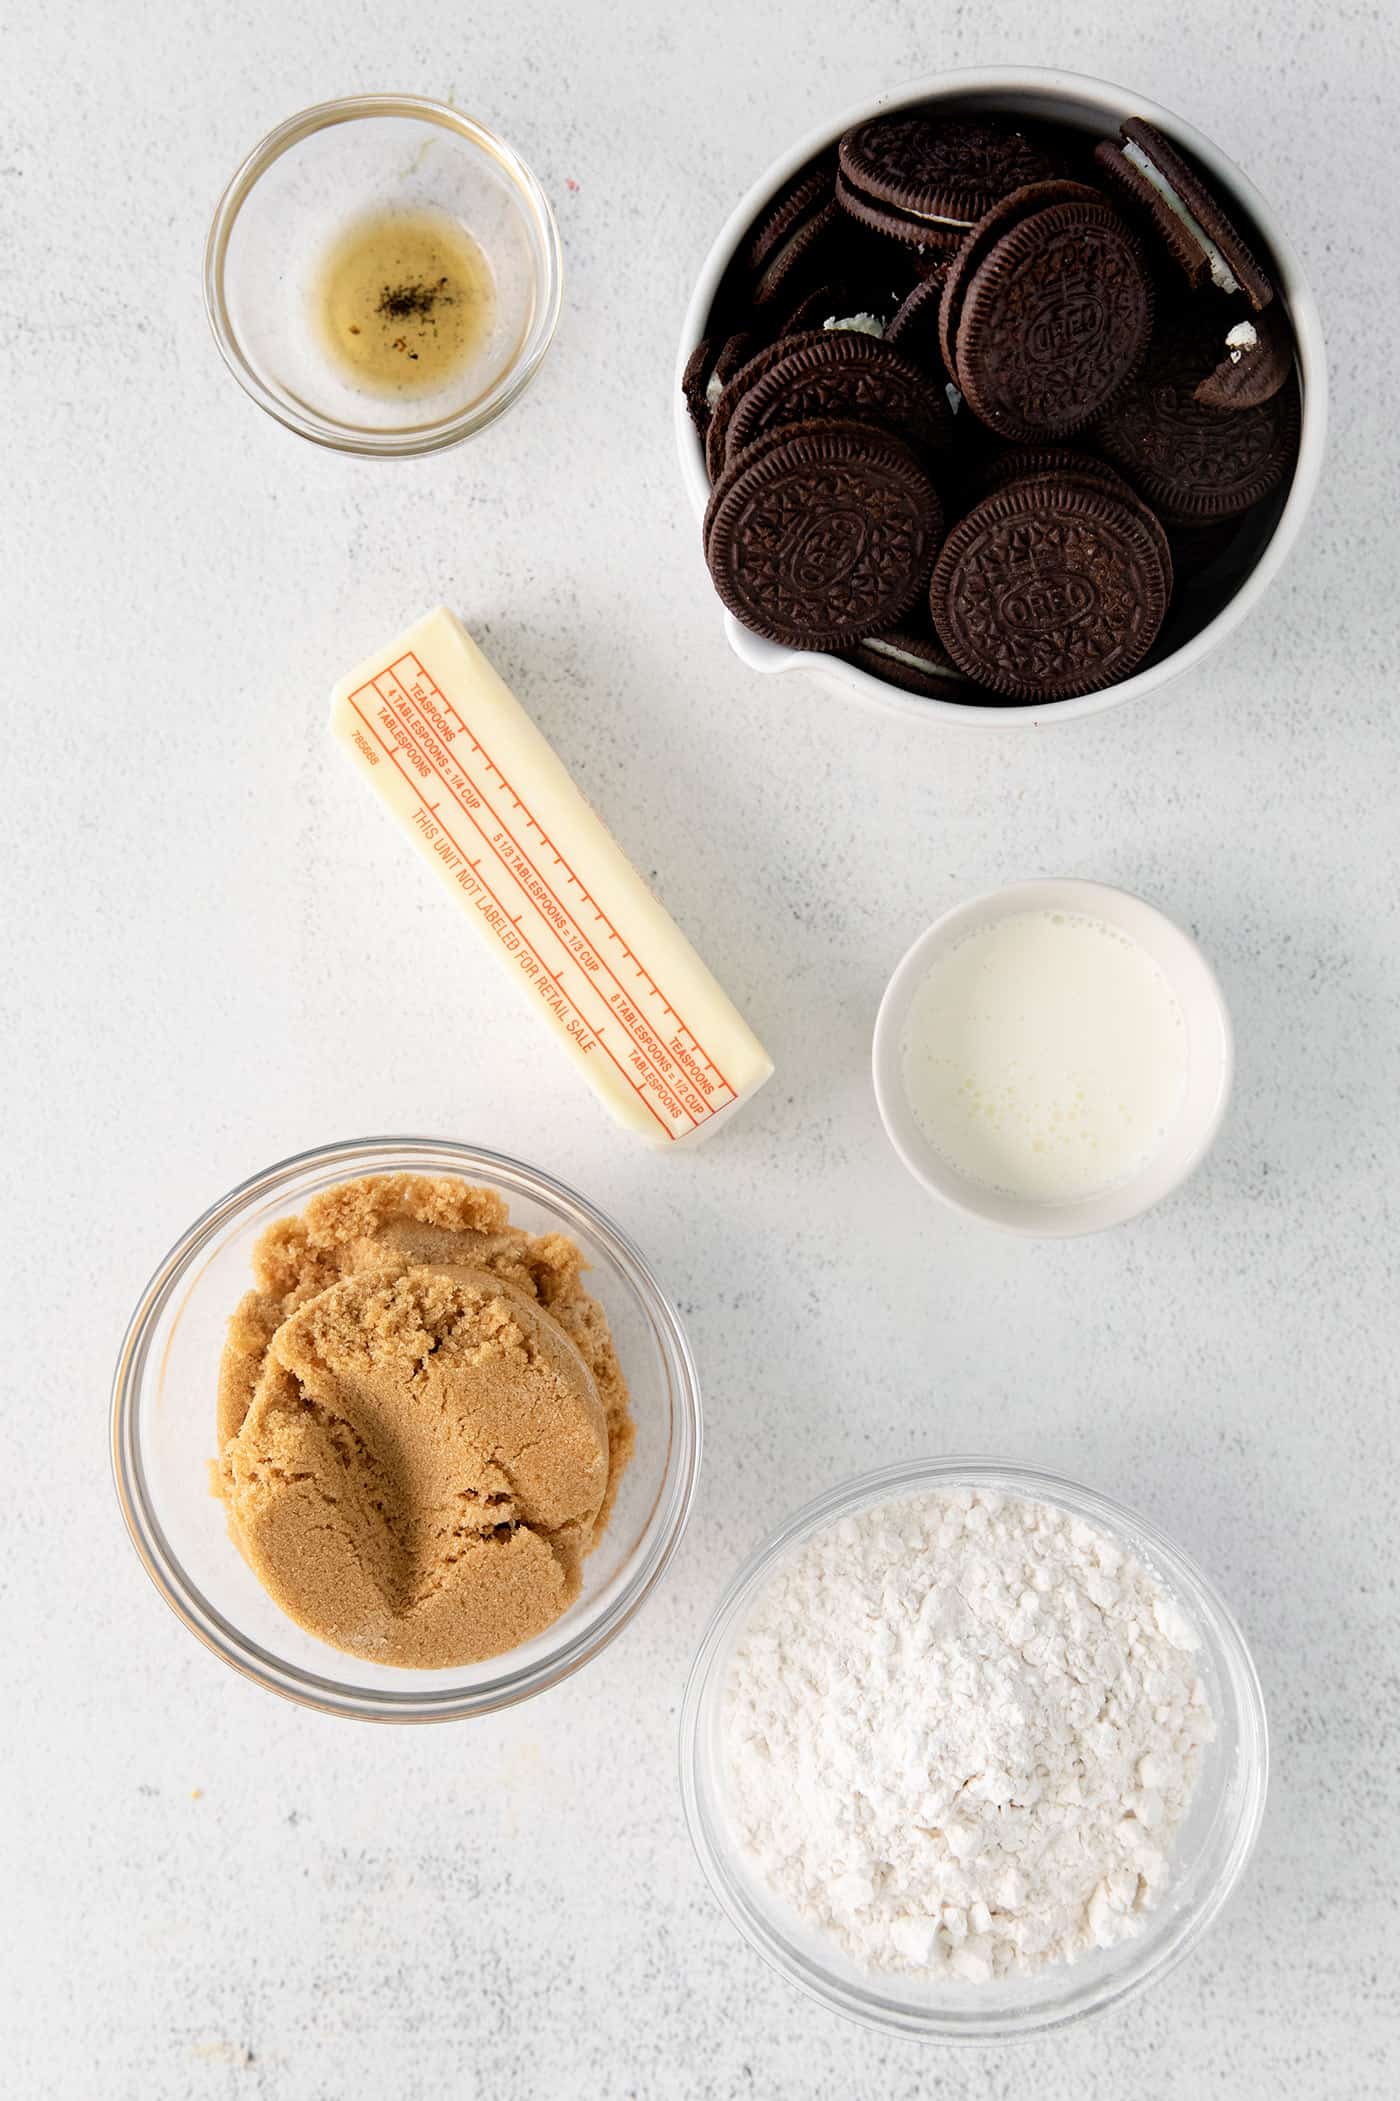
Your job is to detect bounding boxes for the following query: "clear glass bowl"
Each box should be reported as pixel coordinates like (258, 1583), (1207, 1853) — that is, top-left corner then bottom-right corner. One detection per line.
(205, 97), (563, 456)
(680, 1456), (1267, 2041)
(112, 1137), (700, 1720)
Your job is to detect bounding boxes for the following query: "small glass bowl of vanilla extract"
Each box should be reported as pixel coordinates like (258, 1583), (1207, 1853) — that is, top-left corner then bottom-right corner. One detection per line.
(205, 96), (563, 456)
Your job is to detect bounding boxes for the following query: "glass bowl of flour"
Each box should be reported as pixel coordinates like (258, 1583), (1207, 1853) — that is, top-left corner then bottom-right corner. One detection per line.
(680, 1457), (1267, 2040)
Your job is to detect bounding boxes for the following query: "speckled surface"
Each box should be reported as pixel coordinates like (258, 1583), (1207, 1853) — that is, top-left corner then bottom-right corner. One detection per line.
(3, 2), (1399, 2094)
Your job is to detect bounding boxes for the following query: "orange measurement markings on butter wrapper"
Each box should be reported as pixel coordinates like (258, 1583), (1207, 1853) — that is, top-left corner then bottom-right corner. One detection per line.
(347, 652), (739, 1141)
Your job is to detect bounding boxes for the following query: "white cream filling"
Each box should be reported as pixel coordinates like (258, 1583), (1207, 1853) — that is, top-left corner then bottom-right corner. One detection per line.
(902, 204), (976, 230)
(1225, 320), (1258, 362)
(1122, 139), (1240, 295)
(866, 638), (968, 680)
(705, 369), (725, 407)
(823, 312), (885, 337)
(846, 178), (972, 232)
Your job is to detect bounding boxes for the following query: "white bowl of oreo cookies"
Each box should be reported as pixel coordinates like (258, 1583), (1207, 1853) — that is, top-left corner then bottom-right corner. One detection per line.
(675, 66), (1327, 728)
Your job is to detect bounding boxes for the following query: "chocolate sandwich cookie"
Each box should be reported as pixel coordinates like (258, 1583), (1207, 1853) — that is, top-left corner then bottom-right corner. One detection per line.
(960, 444), (1139, 507)
(713, 331), (758, 389)
(937, 180), (1098, 380)
(704, 334), (803, 480)
(682, 339), (718, 435)
(1095, 119), (1293, 407)
(723, 330), (953, 465)
(832, 181), (959, 263)
(684, 338), (757, 435)
(942, 185), (1153, 440)
(929, 474), (1170, 700)
(1021, 464), (1175, 600)
(683, 333), (760, 446)
(883, 270), (950, 372)
(843, 625), (982, 700)
(738, 159), (842, 309)
(1194, 301), (1294, 410)
(704, 419), (944, 649)
(837, 114), (1060, 254)
(1094, 315), (1301, 523)
(1094, 119), (1273, 309)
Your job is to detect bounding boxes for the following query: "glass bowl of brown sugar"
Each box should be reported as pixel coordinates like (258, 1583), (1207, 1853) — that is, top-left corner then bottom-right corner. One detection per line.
(111, 1138), (700, 1720)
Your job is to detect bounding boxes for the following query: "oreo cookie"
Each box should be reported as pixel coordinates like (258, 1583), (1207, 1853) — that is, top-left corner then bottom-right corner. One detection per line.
(704, 334), (802, 481)
(705, 420), (943, 649)
(843, 625), (982, 700)
(1095, 119), (1274, 309)
(837, 115), (1060, 253)
(723, 330), (953, 465)
(1095, 119), (1294, 411)
(737, 159), (842, 309)
(929, 473), (1171, 700)
(1094, 315), (1301, 522)
(960, 444), (1138, 507)
(1194, 301), (1294, 410)
(714, 332), (758, 389)
(681, 339), (719, 435)
(942, 185), (1153, 439)
(883, 270), (950, 372)
(1027, 464), (1174, 598)
(682, 334), (755, 435)
(937, 179), (1094, 380)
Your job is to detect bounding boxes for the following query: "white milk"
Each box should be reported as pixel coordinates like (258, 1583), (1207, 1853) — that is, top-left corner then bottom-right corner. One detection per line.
(900, 910), (1188, 1204)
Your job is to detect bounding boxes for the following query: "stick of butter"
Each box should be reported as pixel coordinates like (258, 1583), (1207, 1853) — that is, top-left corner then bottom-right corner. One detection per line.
(330, 608), (774, 1146)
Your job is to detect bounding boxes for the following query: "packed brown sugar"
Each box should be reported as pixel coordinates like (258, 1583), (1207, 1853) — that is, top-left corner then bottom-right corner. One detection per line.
(213, 1174), (634, 1667)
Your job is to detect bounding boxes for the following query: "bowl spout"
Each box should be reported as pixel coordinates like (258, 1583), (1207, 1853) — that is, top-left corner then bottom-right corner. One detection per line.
(723, 616), (798, 675)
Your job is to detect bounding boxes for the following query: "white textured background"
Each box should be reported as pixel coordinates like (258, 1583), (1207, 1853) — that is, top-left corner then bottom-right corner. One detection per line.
(3, 0), (1398, 2094)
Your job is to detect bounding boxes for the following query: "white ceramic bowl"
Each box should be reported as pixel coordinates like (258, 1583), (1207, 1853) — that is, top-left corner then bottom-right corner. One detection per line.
(681, 1456), (1268, 2042)
(871, 879), (1233, 1235)
(675, 66), (1327, 727)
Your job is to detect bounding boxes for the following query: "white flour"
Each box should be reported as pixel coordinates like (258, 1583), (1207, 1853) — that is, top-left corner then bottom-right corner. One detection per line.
(722, 1488), (1214, 1979)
